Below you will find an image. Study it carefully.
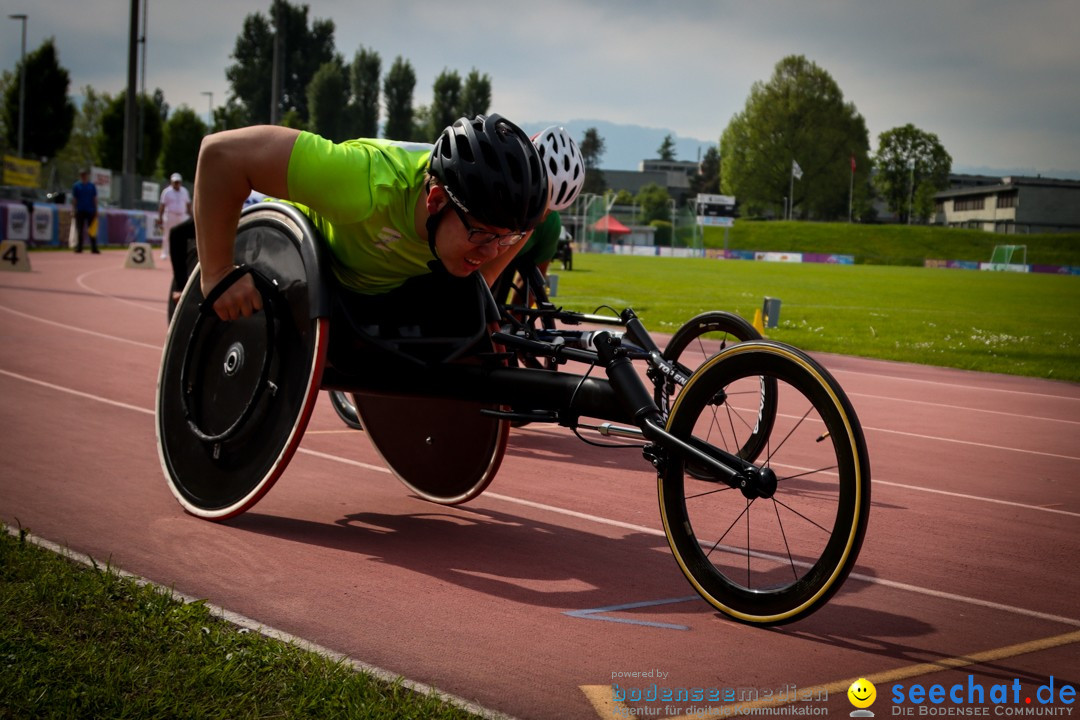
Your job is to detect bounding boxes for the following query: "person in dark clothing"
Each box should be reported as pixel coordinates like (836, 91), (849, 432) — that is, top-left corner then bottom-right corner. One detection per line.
(166, 217), (198, 323)
(70, 169), (99, 253)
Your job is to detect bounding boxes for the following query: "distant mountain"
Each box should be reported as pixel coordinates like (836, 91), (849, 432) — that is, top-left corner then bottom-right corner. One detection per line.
(953, 165), (1080, 181)
(519, 119), (1079, 180)
(520, 118), (716, 171)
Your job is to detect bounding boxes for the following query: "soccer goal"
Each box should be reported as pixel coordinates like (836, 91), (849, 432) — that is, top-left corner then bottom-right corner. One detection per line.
(987, 244), (1028, 271)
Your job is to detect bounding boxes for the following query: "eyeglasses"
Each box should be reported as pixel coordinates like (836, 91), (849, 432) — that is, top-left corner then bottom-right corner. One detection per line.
(447, 200), (526, 247)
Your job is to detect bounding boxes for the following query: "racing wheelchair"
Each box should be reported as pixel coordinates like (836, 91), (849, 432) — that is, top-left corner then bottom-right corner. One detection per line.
(156, 203), (871, 625)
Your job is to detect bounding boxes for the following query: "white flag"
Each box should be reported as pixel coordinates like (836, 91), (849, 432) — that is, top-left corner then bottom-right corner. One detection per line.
(792, 159), (803, 180)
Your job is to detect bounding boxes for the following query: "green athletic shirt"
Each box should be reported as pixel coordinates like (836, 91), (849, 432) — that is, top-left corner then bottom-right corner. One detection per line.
(519, 211), (562, 264)
(284, 131), (436, 294)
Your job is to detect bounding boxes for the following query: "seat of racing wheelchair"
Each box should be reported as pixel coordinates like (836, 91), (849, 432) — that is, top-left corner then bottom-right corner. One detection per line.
(324, 259), (502, 381)
(157, 201), (510, 519)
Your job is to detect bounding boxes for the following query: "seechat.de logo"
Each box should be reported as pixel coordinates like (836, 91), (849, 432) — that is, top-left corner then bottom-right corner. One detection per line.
(891, 675), (1075, 715)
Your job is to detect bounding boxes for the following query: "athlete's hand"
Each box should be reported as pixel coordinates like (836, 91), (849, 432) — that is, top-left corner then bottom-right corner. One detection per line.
(201, 266), (263, 321)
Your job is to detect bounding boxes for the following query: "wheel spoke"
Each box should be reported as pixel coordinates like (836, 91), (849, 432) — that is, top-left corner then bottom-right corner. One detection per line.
(685, 483), (737, 500)
(762, 404), (815, 463)
(772, 498), (799, 581)
(705, 501), (751, 558)
(771, 496), (832, 535)
(778, 465), (839, 483)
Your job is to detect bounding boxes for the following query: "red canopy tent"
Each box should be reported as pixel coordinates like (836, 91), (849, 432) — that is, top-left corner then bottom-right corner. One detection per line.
(590, 214), (631, 235)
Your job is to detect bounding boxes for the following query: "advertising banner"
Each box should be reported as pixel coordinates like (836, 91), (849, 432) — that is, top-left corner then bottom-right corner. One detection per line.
(5, 202), (29, 241)
(2, 154), (40, 187)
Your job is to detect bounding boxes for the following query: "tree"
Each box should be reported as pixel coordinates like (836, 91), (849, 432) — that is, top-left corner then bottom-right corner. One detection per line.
(98, 91), (164, 176)
(657, 134), (677, 161)
(3, 38), (76, 160)
(428, 69), (462, 138)
(212, 99), (249, 133)
(382, 56), (416, 141)
(307, 60), (349, 141)
(460, 69), (491, 119)
(636, 183), (672, 224)
(350, 46), (381, 138)
(159, 106), (207, 181)
(720, 55), (870, 219)
(874, 123), (952, 223)
(280, 108), (305, 129)
(579, 127), (607, 195)
(54, 86), (110, 180)
(225, 0), (337, 126)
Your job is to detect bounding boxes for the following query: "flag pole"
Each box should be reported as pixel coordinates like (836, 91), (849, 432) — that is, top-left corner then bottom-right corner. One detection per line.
(788, 161), (795, 220)
(848, 155), (855, 222)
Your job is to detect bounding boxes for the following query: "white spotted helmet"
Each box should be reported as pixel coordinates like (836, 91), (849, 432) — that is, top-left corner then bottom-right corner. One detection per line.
(533, 126), (585, 211)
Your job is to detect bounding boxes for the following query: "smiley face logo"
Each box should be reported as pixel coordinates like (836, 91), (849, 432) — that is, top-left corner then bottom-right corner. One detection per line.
(848, 678), (876, 708)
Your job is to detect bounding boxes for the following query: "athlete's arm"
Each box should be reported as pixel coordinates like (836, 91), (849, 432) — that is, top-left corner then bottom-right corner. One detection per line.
(194, 125), (298, 320)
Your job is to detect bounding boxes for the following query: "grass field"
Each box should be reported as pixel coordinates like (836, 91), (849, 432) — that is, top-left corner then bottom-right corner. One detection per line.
(0, 527), (482, 719)
(701, 221), (1080, 267)
(553, 253), (1080, 383)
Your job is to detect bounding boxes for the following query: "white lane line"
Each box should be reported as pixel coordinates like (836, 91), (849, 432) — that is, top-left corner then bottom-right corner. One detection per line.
(872, 478), (1080, 518)
(0, 304), (163, 351)
(831, 367), (1080, 402)
(0, 368), (159, 415)
(6, 303), (1078, 460)
(3, 367), (1079, 628)
(847, 391), (1080, 426)
(5, 367), (1075, 519)
(76, 267), (164, 314)
(481, 493), (1080, 628)
(518, 414), (1080, 463)
(861, 424), (1080, 462)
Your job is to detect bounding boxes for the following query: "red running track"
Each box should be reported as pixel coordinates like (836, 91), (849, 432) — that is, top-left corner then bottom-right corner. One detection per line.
(1, 251), (1078, 719)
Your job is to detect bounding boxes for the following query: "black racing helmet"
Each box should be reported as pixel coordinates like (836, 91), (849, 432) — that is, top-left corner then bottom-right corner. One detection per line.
(429, 114), (548, 232)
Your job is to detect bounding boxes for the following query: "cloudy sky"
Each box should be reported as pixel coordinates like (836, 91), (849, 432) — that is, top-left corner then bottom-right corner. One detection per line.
(4, 0), (1079, 175)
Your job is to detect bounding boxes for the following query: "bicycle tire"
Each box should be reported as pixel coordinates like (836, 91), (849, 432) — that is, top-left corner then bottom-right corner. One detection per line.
(659, 341), (870, 625)
(659, 311), (776, 465)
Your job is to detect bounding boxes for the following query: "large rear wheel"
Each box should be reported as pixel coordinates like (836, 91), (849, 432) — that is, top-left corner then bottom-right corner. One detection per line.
(156, 207), (327, 520)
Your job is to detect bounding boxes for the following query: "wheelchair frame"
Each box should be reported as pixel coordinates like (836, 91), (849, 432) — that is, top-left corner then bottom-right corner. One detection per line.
(157, 203), (871, 625)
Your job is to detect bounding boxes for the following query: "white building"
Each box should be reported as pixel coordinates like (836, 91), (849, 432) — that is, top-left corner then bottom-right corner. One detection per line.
(934, 175), (1080, 234)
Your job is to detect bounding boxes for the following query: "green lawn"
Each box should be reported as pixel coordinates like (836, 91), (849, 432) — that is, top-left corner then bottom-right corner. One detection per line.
(0, 527), (482, 719)
(554, 254), (1080, 382)
(701, 221), (1080, 267)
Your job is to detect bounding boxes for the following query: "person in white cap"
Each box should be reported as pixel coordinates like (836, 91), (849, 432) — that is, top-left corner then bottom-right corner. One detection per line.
(158, 172), (191, 260)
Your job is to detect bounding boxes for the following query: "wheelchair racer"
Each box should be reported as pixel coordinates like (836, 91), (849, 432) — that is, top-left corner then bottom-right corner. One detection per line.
(192, 114), (548, 322)
(516, 126), (585, 276)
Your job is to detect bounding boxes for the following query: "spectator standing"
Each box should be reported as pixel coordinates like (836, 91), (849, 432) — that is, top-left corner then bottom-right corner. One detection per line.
(70, 169), (99, 254)
(158, 173), (192, 260)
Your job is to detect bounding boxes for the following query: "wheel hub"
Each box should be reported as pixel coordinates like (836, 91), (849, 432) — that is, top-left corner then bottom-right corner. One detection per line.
(738, 465), (777, 499)
(223, 342), (245, 376)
